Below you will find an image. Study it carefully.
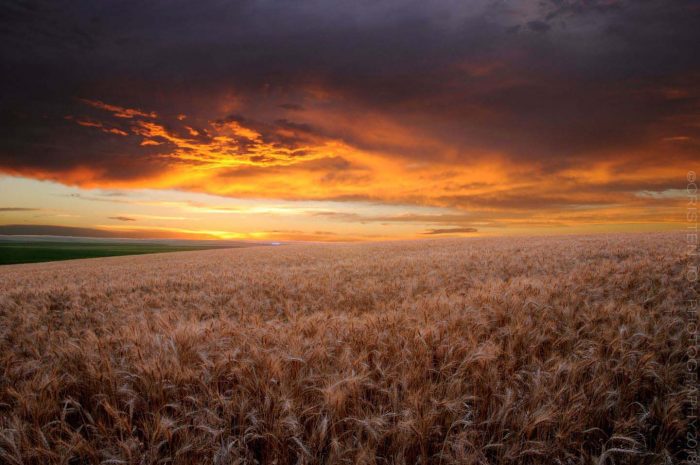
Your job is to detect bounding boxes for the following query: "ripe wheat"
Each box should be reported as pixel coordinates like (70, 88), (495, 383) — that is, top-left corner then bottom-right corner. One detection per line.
(0, 233), (696, 464)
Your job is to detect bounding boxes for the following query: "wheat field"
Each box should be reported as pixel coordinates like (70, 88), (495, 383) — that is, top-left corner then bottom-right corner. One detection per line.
(0, 233), (696, 464)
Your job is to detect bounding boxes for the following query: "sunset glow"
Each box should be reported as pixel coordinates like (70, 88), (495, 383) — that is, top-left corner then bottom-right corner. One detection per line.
(1, 0), (697, 241)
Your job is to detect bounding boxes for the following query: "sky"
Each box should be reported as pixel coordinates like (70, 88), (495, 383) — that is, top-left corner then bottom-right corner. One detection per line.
(0, 0), (698, 241)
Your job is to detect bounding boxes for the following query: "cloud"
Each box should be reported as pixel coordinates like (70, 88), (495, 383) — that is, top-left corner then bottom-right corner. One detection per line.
(526, 20), (550, 33)
(423, 228), (478, 235)
(0, 224), (242, 240)
(80, 99), (157, 119)
(108, 216), (136, 222)
(0, 207), (40, 212)
(0, 224), (131, 238)
(278, 103), (303, 111)
(310, 211), (362, 221)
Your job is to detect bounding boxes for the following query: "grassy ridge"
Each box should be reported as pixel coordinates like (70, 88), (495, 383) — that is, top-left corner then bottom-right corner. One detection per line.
(0, 241), (231, 265)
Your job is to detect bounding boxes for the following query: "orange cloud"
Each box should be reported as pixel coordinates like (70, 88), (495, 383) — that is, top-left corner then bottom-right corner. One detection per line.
(67, 116), (129, 136)
(2, 96), (693, 239)
(80, 99), (158, 119)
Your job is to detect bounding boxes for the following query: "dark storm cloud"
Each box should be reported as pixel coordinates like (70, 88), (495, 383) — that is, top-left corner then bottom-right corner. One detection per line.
(526, 20), (551, 33)
(0, 0), (698, 184)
